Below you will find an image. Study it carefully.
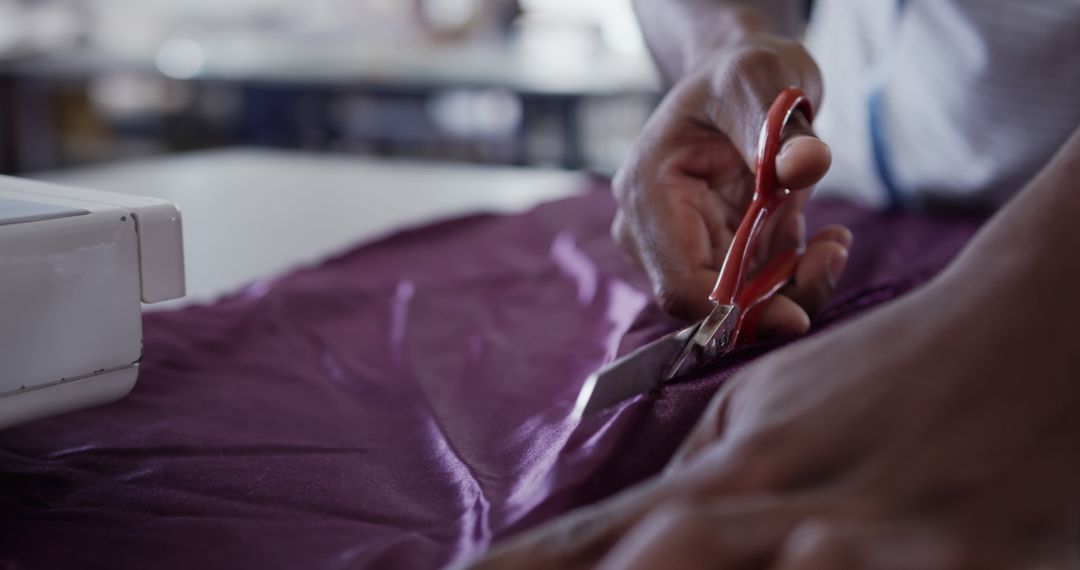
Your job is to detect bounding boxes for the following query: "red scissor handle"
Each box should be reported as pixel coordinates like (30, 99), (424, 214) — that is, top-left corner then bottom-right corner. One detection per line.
(705, 87), (815, 347)
(708, 87), (815, 307)
(733, 248), (800, 346)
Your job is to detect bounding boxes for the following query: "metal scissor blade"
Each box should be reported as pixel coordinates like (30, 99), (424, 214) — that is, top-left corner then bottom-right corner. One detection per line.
(573, 325), (696, 419)
(663, 303), (739, 382)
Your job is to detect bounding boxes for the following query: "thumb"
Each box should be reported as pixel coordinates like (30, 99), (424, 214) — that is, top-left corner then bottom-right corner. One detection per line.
(776, 112), (831, 191)
(702, 78), (830, 190)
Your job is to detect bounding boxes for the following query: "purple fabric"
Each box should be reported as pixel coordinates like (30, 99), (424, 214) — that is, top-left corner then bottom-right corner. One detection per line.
(0, 186), (984, 569)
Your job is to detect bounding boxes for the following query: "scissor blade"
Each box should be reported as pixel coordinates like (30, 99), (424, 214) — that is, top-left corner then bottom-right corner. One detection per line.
(574, 325), (696, 418)
(663, 303), (738, 382)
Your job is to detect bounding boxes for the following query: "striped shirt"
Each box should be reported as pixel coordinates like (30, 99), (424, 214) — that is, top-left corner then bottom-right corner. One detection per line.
(804, 0), (1080, 209)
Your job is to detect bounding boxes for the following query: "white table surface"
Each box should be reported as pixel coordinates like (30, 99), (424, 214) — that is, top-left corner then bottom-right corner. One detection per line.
(33, 149), (589, 309)
(18, 38), (660, 97)
(197, 37), (660, 96)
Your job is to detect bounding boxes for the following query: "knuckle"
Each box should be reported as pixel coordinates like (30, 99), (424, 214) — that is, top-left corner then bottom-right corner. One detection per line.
(800, 518), (846, 541)
(738, 427), (788, 457)
(653, 283), (692, 318)
(610, 215), (639, 263)
(611, 166), (655, 227)
(537, 503), (629, 564)
(726, 45), (786, 84)
(724, 429), (792, 487)
(792, 518), (848, 548)
(640, 501), (705, 540)
(612, 162), (649, 209)
(611, 166), (633, 205)
(648, 501), (696, 526)
(783, 518), (858, 566)
(610, 214), (627, 246)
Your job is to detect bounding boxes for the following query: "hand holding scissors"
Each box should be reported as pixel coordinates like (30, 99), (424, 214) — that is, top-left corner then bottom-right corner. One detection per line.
(579, 87), (851, 416)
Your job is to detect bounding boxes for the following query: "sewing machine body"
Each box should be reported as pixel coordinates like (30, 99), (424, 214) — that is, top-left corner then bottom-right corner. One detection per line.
(0, 176), (184, 430)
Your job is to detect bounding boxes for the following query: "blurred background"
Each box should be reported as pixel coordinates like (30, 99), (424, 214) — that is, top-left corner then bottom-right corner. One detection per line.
(0, 0), (660, 176)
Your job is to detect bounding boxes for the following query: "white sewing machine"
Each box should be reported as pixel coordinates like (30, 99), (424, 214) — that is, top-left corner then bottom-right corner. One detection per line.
(0, 175), (184, 430)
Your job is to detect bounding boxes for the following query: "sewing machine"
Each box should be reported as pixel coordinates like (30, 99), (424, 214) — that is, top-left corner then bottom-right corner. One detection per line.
(0, 175), (184, 430)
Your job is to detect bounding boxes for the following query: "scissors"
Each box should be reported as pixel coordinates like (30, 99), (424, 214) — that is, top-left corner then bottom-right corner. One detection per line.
(574, 87), (815, 417)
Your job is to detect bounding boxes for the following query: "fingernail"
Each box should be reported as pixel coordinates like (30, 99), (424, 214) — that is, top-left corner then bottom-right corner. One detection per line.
(828, 248), (849, 287)
(777, 136), (806, 159)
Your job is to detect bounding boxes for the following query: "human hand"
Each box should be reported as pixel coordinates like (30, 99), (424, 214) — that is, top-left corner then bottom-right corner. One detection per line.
(473, 252), (1080, 570)
(598, 266), (1080, 568)
(613, 31), (851, 335)
(472, 129), (1080, 566)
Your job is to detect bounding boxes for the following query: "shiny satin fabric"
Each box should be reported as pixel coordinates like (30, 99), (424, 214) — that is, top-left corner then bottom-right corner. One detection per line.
(0, 186), (984, 569)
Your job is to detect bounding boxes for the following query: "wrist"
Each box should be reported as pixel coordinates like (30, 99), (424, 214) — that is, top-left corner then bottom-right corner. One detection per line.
(676, 13), (820, 106)
(634, 0), (806, 86)
(679, 6), (769, 77)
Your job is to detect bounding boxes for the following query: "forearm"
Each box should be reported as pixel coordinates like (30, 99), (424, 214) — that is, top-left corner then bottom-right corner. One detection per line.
(951, 127), (1080, 305)
(632, 0), (806, 84)
(930, 125), (1080, 376)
